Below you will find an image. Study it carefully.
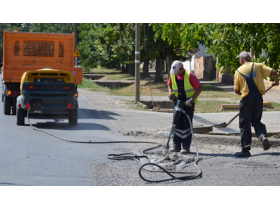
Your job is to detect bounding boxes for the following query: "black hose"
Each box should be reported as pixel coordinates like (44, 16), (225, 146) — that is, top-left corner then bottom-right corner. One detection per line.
(139, 161), (202, 183)
(26, 107), (202, 183)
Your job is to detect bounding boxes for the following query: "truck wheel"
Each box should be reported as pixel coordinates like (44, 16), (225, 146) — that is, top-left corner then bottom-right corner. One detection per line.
(69, 109), (78, 126)
(3, 96), (11, 115)
(16, 107), (25, 125)
(12, 98), (17, 115)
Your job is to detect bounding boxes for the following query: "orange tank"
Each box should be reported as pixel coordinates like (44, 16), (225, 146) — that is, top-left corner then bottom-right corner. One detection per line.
(2, 29), (83, 84)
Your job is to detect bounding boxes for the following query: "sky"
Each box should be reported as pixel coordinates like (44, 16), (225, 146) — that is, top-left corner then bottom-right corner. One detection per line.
(1, 0), (278, 23)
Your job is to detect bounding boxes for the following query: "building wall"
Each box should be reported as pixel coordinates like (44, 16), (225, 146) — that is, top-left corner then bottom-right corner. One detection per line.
(194, 56), (216, 80)
(182, 44), (212, 71)
(182, 56), (194, 71)
(216, 66), (234, 84)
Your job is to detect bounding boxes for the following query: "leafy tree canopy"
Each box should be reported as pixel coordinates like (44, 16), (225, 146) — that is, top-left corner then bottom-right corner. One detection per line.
(152, 23), (280, 74)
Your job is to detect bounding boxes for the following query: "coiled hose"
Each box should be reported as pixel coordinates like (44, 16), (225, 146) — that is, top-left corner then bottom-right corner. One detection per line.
(138, 112), (202, 182)
(26, 108), (202, 183)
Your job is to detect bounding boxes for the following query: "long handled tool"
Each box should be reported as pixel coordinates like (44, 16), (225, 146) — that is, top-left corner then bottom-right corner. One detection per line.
(213, 85), (274, 128)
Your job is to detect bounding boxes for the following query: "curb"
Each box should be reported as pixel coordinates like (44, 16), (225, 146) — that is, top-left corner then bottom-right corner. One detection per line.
(194, 134), (280, 148)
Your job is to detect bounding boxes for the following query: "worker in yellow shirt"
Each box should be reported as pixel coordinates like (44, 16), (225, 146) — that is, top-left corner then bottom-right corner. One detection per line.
(234, 51), (279, 157)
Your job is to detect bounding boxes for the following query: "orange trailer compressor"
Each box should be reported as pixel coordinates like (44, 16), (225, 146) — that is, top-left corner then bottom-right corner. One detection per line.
(1, 30), (83, 115)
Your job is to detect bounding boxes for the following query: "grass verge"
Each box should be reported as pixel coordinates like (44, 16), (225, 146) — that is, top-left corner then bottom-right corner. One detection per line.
(79, 76), (280, 113)
(199, 84), (240, 100)
(271, 102), (280, 109)
(195, 100), (238, 113)
(77, 78), (110, 93)
(79, 78), (238, 99)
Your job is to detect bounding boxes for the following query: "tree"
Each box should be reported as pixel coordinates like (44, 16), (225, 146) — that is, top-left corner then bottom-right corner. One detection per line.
(111, 23), (136, 74)
(151, 23), (200, 81)
(77, 24), (106, 71)
(78, 23), (123, 71)
(152, 23), (280, 78)
(203, 23), (280, 74)
(77, 23), (136, 73)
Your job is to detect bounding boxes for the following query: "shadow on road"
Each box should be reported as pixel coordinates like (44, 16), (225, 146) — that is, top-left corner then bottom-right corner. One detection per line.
(252, 152), (280, 157)
(24, 108), (121, 121)
(27, 122), (110, 131)
(197, 152), (233, 158)
(0, 182), (19, 186)
(79, 108), (121, 120)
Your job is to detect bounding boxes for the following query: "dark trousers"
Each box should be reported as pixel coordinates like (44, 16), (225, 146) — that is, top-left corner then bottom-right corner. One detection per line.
(173, 103), (195, 149)
(239, 93), (267, 151)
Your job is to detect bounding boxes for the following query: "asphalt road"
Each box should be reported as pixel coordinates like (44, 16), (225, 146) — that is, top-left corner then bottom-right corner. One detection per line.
(0, 86), (132, 186)
(1, 84), (280, 186)
(78, 88), (280, 186)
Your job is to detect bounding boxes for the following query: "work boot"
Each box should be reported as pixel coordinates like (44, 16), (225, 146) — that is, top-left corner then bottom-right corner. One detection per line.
(234, 150), (251, 157)
(169, 146), (180, 152)
(180, 148), (190, 154)
(259, 134), (270, 150)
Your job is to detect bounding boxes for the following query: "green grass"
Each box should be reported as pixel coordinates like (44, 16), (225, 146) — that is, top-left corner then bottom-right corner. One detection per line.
(88, 67), (169, 81)
(102, 73), (135, 81)
(199, 84), (240, 100)
(88, 68), (122, 75)
(79, 77), (240, 99)
(195, 100), (238, 113)
(201, 84), (224, 91)
(77, 78), (110, 93)
(271, 102), (280, 109)
(78, 75), (244, 113)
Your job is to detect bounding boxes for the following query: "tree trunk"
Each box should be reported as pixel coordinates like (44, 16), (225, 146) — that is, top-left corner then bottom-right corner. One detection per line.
(154, 52), (164, 83)
(122, 64), (128, 73)
(165, 47), (172, 77)
(128, 63), (135, 76)
(143, 58), (149, 78)
(117, 63), (121, 70)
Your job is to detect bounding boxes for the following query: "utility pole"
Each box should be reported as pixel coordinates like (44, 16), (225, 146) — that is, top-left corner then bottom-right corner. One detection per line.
(74, 23), (77, 66)
(135, 23), (140, 103)
(60, 23), (62, 33)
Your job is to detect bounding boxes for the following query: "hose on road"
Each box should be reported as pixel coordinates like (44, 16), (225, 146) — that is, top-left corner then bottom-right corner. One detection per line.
(26, 108), (202, 183)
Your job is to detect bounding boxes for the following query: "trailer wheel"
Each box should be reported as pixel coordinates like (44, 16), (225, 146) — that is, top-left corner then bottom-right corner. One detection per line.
(12, 98), (17, 115)
(69, 109), (78, 126)
(3, 96), (11, 115)
(16, 107), (25, 125)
